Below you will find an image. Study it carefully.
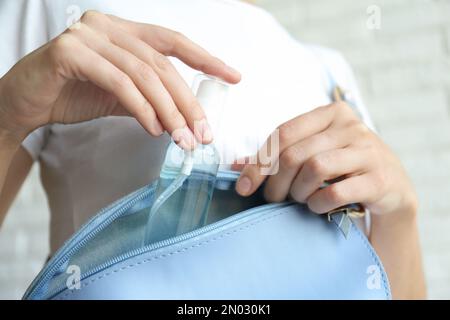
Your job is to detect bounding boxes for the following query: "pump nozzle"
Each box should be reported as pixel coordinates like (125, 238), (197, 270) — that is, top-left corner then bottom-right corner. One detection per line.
(180, 151), (194, 176)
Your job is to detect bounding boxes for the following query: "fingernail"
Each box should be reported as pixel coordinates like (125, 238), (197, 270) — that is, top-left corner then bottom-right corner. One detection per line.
(153, 120), (164, 136)
(173, 126), (196, 150)
(226, 64), (239, 75)
(226, 65), (241, 81)
(196, 119), (214, 144)
(236, 176), (252, 195)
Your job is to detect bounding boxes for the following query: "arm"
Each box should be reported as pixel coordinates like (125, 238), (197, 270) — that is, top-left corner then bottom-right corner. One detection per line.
(0, 141), (33, 226)
(0, 10), (240, 229)
(0, 129), (20, 200)
(370, 206), (426, 299)
(233, 102), (426, 299)
(0, 10), (240, 151)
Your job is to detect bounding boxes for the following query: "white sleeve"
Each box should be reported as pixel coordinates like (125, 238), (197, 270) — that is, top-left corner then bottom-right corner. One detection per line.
(22, 126), (49, 161)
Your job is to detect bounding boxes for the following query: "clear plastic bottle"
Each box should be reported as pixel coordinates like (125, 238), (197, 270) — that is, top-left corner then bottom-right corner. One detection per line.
(143, 75), (229, 245)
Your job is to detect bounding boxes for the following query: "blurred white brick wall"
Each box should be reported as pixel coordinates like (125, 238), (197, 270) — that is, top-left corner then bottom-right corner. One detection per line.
(1, 0), (450, 299)
(0, 166), (49, 299)
(258, 0), (450, 299)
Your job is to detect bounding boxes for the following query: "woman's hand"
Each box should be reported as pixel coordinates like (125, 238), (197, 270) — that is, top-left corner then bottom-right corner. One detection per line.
(233, 101), (417, 217)
(0, 11), (240, 149)
(233, 102), (426, 299)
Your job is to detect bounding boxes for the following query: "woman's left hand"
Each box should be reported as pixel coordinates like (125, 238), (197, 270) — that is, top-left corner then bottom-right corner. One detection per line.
(233, 101), (418, 217)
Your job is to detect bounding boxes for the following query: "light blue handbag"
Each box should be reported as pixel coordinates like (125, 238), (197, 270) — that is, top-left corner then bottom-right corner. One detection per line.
(23, 170), (391, 300)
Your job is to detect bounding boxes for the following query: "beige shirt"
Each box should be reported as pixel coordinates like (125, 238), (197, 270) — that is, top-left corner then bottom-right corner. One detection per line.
(0, 0), (373, 253)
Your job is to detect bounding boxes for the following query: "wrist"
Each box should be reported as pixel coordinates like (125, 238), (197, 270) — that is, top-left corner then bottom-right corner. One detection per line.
(371, 194), (418, 229)
(0, 125), (22, 153)
(0, 79), (27, 147)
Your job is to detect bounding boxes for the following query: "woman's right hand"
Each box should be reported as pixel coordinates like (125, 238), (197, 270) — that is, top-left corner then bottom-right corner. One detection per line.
(0, 11), (240, 149)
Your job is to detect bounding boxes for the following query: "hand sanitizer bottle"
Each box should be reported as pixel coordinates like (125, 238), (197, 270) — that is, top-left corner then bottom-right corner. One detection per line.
(143, 75), (229, 245)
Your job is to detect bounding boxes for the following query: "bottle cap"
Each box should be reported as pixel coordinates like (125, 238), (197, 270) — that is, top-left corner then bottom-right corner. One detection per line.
(194, 75), (229, 134)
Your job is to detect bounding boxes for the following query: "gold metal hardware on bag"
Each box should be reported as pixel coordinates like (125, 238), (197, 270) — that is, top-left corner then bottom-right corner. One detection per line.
(327, 203), (366, 222)
(326, 204), (366, 239)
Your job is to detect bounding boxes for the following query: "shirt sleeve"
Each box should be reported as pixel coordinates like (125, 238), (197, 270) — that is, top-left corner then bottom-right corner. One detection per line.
(22, 126), (49, 161)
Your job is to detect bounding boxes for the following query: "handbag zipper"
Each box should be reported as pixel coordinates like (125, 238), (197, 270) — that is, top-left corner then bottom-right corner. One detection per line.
(24, 170), (284, 299)
(48, 201), (291, 299)
(24, 183), (157, 299)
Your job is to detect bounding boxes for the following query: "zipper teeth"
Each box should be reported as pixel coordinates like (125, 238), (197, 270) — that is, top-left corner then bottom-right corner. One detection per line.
(48, 201), (291, 299)
(25, 170), (249, 300)
(26, 185), (156, 300)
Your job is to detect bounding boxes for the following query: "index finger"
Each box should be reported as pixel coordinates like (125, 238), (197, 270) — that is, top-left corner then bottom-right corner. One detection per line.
(235, 105), (338, 196)
(106, 15), (241, 84)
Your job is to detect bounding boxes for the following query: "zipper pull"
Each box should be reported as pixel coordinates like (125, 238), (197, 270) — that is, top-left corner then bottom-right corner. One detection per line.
(328, 211), (352, 239)
(327, 204), (365, 239)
